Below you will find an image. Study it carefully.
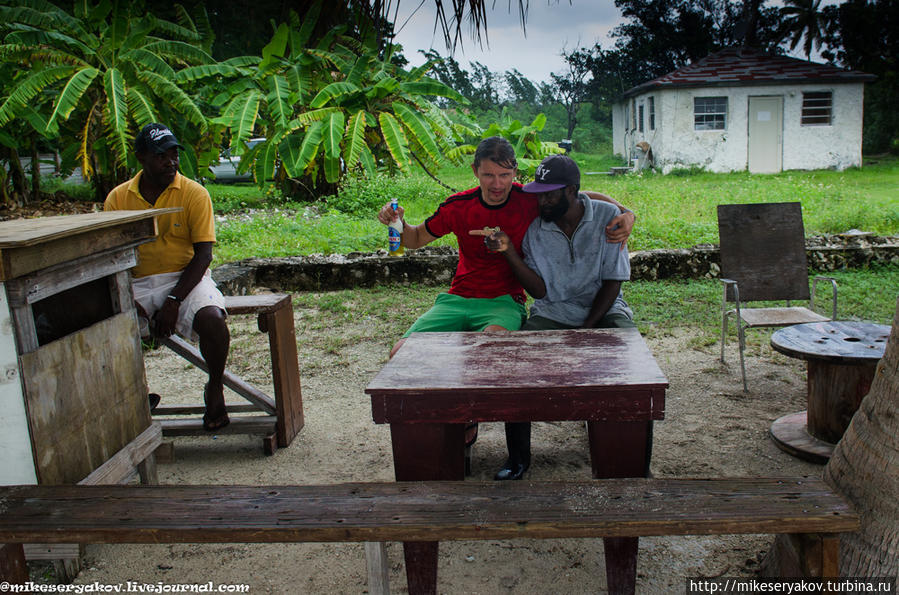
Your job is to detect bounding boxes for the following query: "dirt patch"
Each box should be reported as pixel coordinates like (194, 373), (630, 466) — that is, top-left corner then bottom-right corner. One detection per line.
(0, 197), (101, 221)
(69, 312), (821, 594)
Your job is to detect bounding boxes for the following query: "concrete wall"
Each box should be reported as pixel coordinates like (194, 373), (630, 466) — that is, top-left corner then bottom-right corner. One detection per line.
(213, 235), (899, 295)
(613, 83), (866, 173)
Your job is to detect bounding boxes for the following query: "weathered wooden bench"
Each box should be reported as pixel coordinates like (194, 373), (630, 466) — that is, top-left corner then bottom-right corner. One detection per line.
(0, 478), (858, 594)
(153, 293), (304, 454)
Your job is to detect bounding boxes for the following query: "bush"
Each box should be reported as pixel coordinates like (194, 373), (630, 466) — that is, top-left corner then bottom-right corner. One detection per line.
(326, 173), (446, 215)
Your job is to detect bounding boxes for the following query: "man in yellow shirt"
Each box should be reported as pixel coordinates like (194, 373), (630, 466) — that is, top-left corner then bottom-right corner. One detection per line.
(105, 123), (230, 431)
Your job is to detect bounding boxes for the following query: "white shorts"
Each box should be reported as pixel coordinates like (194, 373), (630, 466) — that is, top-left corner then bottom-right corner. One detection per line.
(132, 271), (227, 342)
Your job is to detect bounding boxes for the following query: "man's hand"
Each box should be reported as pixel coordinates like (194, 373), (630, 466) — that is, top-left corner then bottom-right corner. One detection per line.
(152, 299), (179, 338)
(377, 201), (404, 225)
(606, 210), (636, 250)
(469, 227), (510, 253)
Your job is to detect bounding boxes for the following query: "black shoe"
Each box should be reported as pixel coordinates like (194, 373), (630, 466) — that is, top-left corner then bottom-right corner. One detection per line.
(494, 460), (529, 481)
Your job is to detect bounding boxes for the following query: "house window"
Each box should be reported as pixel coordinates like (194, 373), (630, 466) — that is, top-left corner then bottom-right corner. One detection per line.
(801, 91), (832, 126)
(638, 104), (644, 132)
(631, 99), (637, 130)
(649, 97), (655, 130)
(694, 96), (727, 130)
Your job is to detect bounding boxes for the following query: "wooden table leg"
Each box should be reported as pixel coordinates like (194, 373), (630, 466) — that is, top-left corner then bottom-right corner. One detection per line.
(587, 420), (653, 595)
(0, 543), (27, 583)
(390, 422), (465, 595)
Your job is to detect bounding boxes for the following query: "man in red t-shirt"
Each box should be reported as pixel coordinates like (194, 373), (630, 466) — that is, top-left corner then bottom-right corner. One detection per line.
(376, 136), (635, 475)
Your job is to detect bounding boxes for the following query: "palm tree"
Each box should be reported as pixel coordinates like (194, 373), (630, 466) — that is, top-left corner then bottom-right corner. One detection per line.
(823, 297), (899, 576)
(0, 1), (216, 198)
(185, 4), (471, 199)
(779, 0), (826, 61)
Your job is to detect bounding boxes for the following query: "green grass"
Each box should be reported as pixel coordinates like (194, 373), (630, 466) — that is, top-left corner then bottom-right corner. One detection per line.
(285, 265), (896, 340)
(210, 154), (899, 264)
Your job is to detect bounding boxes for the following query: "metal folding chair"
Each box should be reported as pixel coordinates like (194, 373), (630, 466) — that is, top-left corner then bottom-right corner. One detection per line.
(718, 202), (838, 391)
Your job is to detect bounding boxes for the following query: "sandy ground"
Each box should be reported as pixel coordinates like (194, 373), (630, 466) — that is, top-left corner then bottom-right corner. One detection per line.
(65, 297), (823, 595)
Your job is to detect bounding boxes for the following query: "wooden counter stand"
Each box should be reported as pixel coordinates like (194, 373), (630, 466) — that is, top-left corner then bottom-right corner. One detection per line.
(153, 293), (304, 454)
(770, 321), (889, 463)
(0, 211), (169, 578)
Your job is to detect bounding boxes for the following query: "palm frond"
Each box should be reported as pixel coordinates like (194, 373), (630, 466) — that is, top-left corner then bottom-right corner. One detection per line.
(343, 110), (369, 169)
(310, 82), (360, 109)
(174, 63), (243, 82)
(295, 107), (341, 126)
(135, 70), (207, 131)
(141, 40), (213, 65)
(379, 112), (411, 173)
(0, 65), (77, 126)
(392, 102), (443, 167)
(223, 89), (261, 151)
(120, 48), (176, 79)
(322, 111), (345, 183)
(147, 13), (201, 43)
(398, 81), (469, 105)
(295, 120), (324, 172)
(4, 29), (95, 57)
(222, 56), (261, 68)
(103, 68), (129, 164)
(125, 87), (158, 128)
(0, 3), (93, 43)
(45, 66), (99, 128)
(266, 74), (292, 128)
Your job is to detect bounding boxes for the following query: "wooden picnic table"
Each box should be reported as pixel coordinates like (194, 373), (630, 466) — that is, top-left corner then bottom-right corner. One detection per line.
(769, 321), (890, 462)
(365, 328), (668, 595)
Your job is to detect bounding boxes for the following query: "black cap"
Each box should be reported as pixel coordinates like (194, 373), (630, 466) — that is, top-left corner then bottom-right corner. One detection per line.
(135, 123), (184, 154)
(522, 154), (580, 193)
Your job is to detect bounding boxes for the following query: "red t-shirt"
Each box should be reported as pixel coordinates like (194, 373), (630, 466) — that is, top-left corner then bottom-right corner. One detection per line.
(425, 184), (538, 302)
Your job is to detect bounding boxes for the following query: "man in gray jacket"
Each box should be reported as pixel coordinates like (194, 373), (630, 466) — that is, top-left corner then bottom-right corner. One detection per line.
(476, 154), (635, 480)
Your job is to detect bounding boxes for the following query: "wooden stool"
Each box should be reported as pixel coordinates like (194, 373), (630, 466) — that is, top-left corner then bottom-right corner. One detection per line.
(154, 294), (304, 454)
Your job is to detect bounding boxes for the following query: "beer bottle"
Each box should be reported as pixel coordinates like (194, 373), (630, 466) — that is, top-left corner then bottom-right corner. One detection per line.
(388, 198), (404, 256)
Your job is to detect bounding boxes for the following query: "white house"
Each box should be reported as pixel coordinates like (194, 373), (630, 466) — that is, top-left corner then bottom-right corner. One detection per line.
(612, 47), (875, 173)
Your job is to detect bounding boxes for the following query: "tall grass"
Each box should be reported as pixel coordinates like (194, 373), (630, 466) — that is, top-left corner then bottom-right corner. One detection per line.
(211, 155), (899, 264)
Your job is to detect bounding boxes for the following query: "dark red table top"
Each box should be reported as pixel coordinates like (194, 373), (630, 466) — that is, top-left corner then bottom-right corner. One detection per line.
(770, 321), (890, 364)
(366, 329), (668, 424)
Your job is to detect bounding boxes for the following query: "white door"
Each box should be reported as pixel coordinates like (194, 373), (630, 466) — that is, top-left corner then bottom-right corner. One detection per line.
(747, 96), (783, 173)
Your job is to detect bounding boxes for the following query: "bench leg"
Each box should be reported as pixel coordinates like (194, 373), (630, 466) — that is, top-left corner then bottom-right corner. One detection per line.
(604, 537), (638, 595)
(365, 542), (390, 595)
(0, 543), (27, 584)
(764, 532), (841, 578)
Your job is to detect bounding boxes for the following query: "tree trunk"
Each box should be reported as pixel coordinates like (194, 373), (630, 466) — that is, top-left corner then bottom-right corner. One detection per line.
(30, 135), (40, 201)
(4, 146), (29, 205)
(566, 106), (577, 141)
(824, 297), (899, 577)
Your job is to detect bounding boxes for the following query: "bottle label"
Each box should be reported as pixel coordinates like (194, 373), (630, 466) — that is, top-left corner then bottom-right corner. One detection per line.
(388, 227), (401, 252)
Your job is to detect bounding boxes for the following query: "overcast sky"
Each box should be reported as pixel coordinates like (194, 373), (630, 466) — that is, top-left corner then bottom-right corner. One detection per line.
(391, 1), (837, 85)
(392, 2), (622, 84)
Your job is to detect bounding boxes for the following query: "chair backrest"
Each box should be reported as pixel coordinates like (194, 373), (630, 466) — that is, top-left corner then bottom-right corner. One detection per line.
(717, 202), (810, 303)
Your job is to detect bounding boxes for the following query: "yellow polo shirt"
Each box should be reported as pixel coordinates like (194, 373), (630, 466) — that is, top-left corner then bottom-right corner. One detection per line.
(104, 171), (216, 278)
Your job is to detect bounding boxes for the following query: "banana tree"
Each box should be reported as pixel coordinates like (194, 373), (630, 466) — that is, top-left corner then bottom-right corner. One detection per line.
(0, 0), (218, 199)
(190, 3), (470, 200)
(448, 110), (565, 182)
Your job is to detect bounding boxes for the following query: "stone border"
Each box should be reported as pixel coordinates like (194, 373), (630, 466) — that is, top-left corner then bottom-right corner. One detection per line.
(213, 235), (899, 295)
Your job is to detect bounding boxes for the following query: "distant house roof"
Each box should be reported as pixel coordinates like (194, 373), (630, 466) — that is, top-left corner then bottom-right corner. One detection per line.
(621, 47), (875, 99)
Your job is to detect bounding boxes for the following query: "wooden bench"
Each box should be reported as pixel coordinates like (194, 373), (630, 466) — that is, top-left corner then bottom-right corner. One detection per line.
(0, 478), (858, 594)
(153, 294), (304, 454)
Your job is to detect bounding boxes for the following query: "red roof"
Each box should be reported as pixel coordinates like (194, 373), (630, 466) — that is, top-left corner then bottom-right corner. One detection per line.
(622, 47), (875, 98)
